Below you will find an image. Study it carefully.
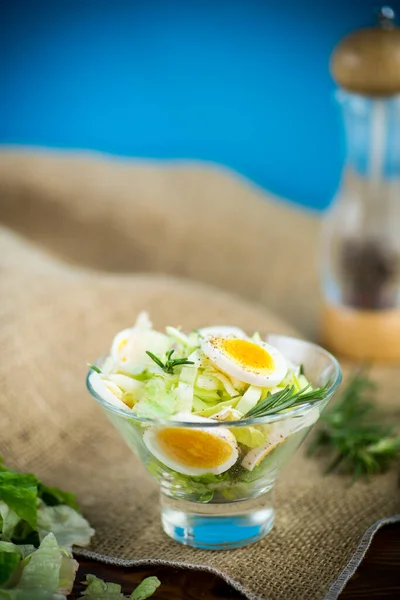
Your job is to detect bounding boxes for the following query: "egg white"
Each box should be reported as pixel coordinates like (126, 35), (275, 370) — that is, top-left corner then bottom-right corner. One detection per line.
(201, 337), (287, 387)
(111, 324), (169, 369)
(199, 326), (246, 338)
(241, 432), (285, 471)
(143, 414), (239, 476)
(241, 407), (320, 471)
(111, 328), (133, 363)
(89, 371), (129, 411)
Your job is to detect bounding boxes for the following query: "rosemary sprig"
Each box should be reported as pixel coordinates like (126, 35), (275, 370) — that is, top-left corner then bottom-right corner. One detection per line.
(242, 383), (328, 419)
(146, 349), (194, 374)
(308, 371), (400, 481)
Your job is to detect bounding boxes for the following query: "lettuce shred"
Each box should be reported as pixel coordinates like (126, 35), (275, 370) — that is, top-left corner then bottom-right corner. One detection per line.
(92, 312), (311, 424)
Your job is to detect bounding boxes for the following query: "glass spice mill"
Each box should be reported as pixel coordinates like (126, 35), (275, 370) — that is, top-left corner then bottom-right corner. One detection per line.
(321, 7), (400, 362)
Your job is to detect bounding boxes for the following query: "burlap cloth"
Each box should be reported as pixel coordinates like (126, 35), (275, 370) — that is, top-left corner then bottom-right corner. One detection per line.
(0, 149), (398, 600)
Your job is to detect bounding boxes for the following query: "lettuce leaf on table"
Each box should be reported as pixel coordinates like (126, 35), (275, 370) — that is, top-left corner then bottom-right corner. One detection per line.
(80, 574), (161, 600)
(0, 459), (160, 598)
(37, 484), (80, 513)
(0, 542), (22, 587)
(131, 577), (161, 600)
(0, 504), (21, 543)
(37, 503), (94, 548)
(0, 533), (78, 600)
(0, 472), (38, 532)
(0, 459), (90, 549)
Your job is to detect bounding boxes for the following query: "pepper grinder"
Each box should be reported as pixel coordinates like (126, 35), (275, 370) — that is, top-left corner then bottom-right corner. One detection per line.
(321, 7), (400, 362)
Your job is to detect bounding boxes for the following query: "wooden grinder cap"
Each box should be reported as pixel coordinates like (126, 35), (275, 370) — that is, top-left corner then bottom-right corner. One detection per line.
(331, 7), (400, 96)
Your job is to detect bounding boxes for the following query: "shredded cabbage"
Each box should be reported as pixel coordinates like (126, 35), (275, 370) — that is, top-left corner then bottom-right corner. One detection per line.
(0, 534), (78, 600)
(176, 351), (201, 413)
(236, 386), (262, 414)
(194, 397), (241, 418)
(86, 315), (323, 504)
(132, 379), (178, 419)
(231, 426), (266, 448)
(90, 313), (314, 430)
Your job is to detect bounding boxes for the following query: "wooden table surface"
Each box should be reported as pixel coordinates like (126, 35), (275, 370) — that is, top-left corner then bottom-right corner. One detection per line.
(71, 522), (400, 599)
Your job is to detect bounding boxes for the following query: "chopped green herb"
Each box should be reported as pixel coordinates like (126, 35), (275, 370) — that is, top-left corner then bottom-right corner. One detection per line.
(308, 371), (400, 481)
(146, 349), (194, 375)
(87, 364), (102, 374)
(243, 384), (327, 419)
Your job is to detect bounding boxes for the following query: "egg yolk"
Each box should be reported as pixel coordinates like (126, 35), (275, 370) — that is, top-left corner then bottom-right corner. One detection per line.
(216, 338), (274, 372)
(118, 339), (128, 361)
(156, 428), (233, 468)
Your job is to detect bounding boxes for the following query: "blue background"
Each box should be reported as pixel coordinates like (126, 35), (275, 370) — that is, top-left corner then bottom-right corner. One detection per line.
(1, 0), (398, 210)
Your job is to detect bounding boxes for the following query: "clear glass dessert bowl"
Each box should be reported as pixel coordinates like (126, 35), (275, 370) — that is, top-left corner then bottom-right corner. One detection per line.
(86, 332), (342, 550)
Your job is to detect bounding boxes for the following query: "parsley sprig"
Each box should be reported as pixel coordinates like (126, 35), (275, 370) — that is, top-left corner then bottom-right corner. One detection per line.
(242, 383), (328, 419)
(308, 371), (400, 481)
(146, 349), (194, 374)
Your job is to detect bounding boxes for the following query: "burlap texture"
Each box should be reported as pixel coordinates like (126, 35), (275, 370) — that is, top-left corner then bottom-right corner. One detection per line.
(0, 149), (398, 600)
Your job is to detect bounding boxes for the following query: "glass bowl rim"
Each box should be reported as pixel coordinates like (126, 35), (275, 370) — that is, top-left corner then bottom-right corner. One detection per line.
(86, 334), (342, 428)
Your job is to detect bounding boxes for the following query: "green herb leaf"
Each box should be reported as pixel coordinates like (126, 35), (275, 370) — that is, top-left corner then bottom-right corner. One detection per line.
(88, 364), (102, 374)
(308, 371), (400, 481)
(145, 351), (165, 370)
(146, 350), (194, 375)
(243, 384), (327, 419)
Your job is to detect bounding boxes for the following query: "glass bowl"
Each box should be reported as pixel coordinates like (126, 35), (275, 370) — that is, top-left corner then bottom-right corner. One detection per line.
(86, 334), (342, 549)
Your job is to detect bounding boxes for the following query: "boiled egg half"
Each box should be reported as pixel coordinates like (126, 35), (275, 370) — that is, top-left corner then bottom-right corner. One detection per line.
(143, 414), (238, 476)
(89, 371), (128, 411)
(199, 325), (246, 338)
(201, 336), (287, 387)
(111, 312), (169, 368)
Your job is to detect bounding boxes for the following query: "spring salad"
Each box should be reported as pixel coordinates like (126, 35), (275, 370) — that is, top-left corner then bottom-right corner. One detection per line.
(88, 313), (326, 500)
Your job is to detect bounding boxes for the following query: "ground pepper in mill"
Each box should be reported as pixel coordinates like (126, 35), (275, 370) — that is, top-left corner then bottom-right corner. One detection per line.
(321, 7), (400, 361)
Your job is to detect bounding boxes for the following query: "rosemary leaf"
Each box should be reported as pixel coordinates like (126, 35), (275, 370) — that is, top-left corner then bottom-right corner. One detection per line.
(308, 371), (400, 481)
(146, 350), (194, 375)
(145, 351), (165, 370)
(243, 383), (327, 419)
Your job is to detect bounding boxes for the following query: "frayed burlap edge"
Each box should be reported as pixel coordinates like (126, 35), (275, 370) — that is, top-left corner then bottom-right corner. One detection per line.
(324, 514), (400, 600)
(73, 514), (400, 600)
